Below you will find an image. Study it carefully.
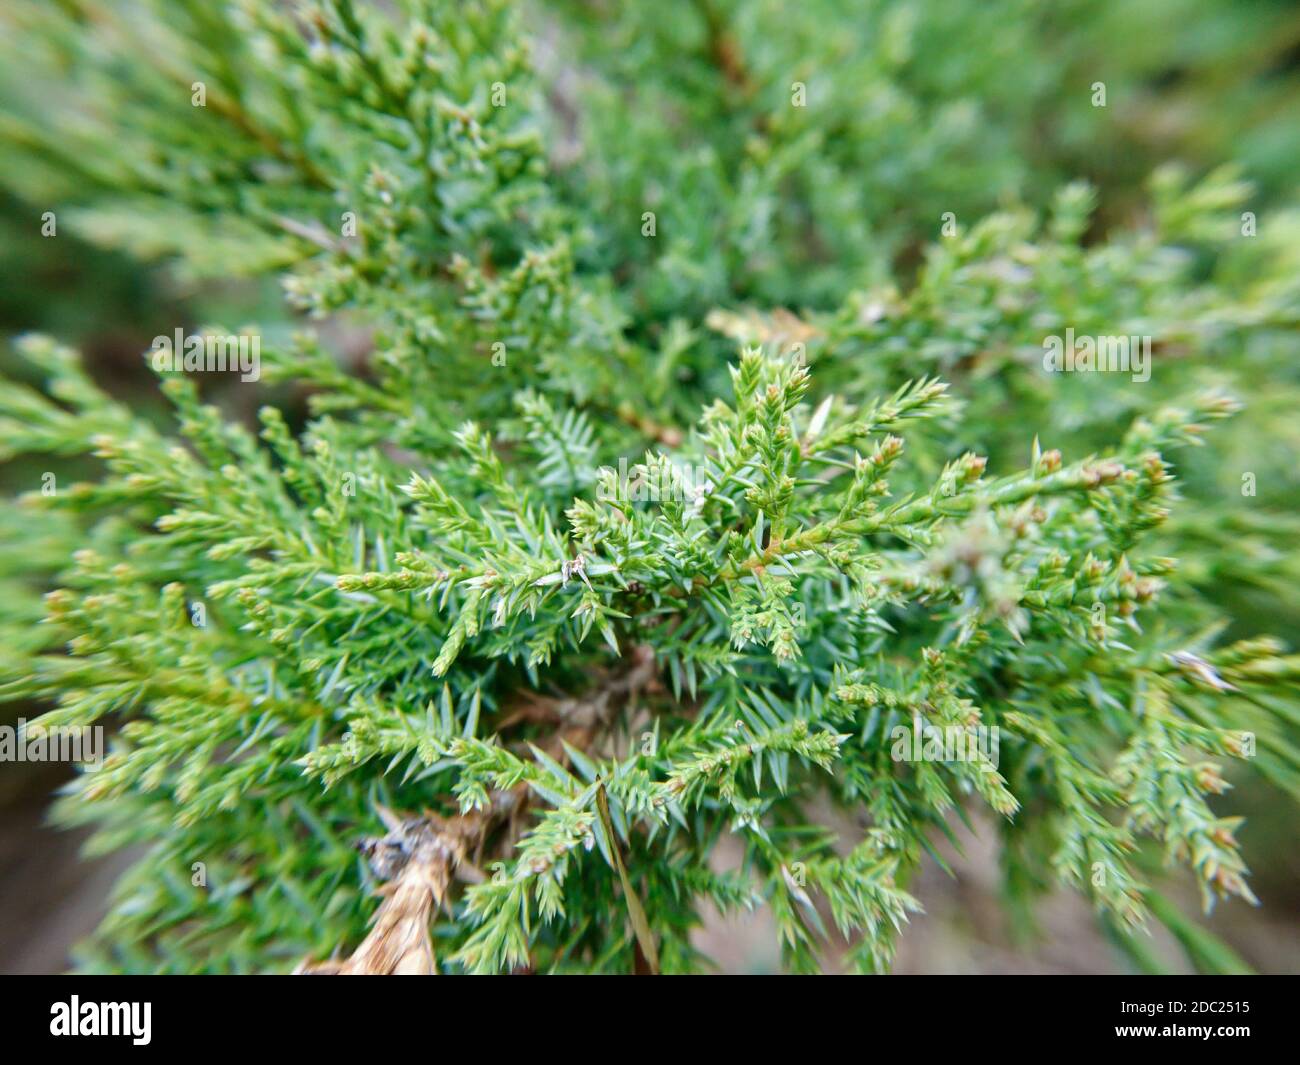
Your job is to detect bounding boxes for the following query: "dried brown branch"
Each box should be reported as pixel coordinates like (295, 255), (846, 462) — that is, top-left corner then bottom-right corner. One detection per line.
(497, 643), (661, 759)
(295, 795), (518, 975)
(296, 648), (660, 974)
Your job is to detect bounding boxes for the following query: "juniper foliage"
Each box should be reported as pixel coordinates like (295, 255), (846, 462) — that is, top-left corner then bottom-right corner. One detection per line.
(0, 0), (1297, 974)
